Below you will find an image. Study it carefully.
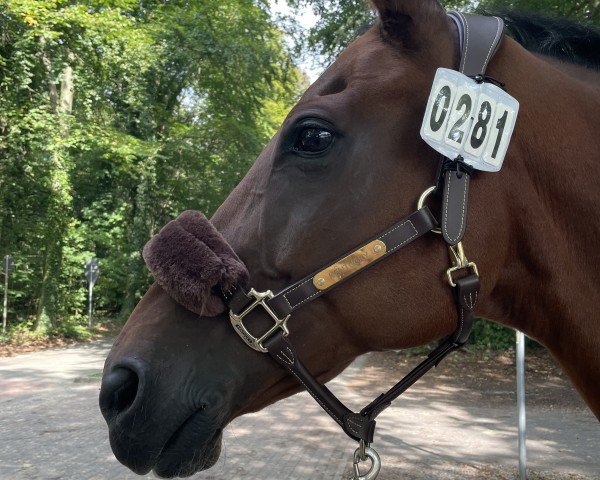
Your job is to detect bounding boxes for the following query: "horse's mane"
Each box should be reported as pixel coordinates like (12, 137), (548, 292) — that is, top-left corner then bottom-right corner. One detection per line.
(492, 11), (600, 70)
(358, 10), (600, 70)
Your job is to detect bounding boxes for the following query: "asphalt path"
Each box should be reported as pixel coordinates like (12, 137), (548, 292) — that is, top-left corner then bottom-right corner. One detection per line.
(0, 340), (598, 479)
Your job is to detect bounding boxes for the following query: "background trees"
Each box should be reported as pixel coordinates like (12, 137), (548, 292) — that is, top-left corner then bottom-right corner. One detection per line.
(0, 0), (303, 335)
(0, 0), (596, 341)
(286, 0), (599, 62)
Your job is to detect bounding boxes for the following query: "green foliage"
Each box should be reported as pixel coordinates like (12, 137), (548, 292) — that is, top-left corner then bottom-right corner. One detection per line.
(469, 318), (542, 350)
(288, 0), (599, 63)
(287, 0), (375, 59)
(0, 0), (303, 332)
(480, 0), (600, 24)
(3, 0), (591, 350)
(469, 319), (516, 350)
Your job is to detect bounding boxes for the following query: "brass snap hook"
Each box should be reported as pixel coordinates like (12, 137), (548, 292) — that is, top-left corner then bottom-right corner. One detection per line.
(446, 242), (479, 287)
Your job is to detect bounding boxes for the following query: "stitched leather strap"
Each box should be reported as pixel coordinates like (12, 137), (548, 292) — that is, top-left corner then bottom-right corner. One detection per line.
(441, 170), (470, 245)
(270, 206), (436, 317)
(359, 273), (480, 419)
(440, 13), (506, 246)
(264, 333), (377, 443)
(448, 12), (505, 77)
(449, 272), (479, 344)
(258, 273), (479, 443)
(228, 207), (437, 319)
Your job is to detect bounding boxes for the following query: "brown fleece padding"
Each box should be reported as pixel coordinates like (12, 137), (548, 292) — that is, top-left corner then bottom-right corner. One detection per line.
(143, 211), (248, 317)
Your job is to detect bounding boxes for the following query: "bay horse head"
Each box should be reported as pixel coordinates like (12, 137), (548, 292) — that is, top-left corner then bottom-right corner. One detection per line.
(99, 0), (600, 477)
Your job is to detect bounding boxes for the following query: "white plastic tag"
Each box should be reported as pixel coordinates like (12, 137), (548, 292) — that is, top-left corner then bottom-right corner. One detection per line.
(420, 68), (519, 172)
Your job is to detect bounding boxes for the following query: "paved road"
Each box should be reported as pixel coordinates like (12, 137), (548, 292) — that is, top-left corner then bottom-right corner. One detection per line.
(0, 340), (598, 480)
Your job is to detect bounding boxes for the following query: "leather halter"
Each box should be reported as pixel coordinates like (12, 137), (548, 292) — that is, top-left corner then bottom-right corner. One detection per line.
(222, 11), (506, 469)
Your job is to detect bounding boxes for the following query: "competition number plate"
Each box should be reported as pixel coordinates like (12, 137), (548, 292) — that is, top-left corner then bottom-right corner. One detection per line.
(420, 68), (519, 172)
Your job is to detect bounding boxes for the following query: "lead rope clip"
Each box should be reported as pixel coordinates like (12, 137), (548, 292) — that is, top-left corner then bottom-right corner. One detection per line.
(352, 442), (381, 480)
(446, 241), (479, 286)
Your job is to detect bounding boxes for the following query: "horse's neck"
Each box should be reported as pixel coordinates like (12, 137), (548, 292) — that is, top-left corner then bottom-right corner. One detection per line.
(483, 40), (600, 416)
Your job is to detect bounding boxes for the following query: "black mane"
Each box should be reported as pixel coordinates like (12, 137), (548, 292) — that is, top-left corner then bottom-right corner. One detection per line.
(493, 11), (600, 70)
(363, 10), (600, 70)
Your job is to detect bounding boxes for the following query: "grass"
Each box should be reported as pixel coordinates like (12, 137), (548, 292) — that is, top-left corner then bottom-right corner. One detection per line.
(0, 318), (122, 356)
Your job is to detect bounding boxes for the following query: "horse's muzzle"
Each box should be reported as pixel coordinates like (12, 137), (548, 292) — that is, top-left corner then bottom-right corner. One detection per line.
(99, 356), (225, 477)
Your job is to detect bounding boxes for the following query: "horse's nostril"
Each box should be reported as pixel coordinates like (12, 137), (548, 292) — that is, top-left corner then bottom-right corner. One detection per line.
(99, 366), (140, 420)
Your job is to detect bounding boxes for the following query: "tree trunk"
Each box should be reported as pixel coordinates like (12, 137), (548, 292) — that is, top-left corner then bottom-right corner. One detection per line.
(60, 52), (74, 114)
(34, 50), (74, 330)
(39, 37), (58, 113)
(34, 248), (51, 329)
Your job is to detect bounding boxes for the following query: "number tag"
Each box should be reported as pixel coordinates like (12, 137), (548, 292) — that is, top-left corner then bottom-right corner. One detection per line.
(420, 68), (519, 172)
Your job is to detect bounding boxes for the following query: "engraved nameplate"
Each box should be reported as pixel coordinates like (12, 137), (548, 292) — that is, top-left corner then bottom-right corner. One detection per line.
(313, 240), (387, 290)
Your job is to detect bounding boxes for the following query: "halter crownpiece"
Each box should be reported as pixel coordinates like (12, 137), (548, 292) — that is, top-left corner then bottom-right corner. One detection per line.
(143, 12), (511, 480)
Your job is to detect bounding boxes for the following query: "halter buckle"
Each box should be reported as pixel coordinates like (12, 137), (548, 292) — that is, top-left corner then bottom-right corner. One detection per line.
(446, 242), (479, 287)
(229, 288), (290, 353)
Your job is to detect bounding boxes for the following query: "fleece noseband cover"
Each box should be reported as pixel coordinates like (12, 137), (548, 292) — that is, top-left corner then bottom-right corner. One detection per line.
(143, 210), (248, 317)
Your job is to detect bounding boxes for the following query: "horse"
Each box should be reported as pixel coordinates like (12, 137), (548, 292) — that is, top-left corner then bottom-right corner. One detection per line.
(99, 0), (600, 477)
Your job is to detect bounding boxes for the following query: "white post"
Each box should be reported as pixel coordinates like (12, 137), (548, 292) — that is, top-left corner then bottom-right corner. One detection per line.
(88, 280), (93, 329)
(2, 270), (7, 334)
(516, 330), (527, 480)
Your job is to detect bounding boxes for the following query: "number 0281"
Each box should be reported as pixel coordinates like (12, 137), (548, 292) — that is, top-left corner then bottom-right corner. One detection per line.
(420, 68), (519, 173)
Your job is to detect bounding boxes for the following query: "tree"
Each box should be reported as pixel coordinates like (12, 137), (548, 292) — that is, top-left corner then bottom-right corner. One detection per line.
(286, 0), (599, 62)
(0, 0), (303, 333)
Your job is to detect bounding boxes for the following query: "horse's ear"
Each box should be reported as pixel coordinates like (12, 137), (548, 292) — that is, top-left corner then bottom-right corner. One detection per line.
(371, 0), (449, 49)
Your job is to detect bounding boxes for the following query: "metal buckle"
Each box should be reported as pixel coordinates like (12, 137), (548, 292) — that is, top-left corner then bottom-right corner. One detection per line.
(446, 242), (479, 287)
(229, 288), (290, 353)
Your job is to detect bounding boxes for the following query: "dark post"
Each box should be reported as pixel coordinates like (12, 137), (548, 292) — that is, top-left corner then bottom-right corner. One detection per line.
(84, 258), (100, 328)
(2, 255), (14, 335)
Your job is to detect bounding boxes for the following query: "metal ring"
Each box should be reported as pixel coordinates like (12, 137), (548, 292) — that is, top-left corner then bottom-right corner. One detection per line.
(417, 186), (442, 235)
(353, 446), (381, 480)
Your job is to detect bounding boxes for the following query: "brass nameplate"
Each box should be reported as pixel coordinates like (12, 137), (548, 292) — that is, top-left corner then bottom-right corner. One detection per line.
(313, 240), (387, 290)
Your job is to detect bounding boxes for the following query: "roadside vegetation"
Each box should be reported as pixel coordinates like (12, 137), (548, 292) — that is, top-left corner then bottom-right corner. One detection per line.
(1, 0), (596, 351)
(0, 0), (304, 346)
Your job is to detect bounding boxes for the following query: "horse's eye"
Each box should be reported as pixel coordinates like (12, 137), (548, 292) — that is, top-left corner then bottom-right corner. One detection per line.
(294, 127), (333, 153)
